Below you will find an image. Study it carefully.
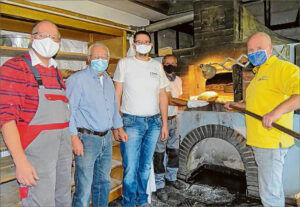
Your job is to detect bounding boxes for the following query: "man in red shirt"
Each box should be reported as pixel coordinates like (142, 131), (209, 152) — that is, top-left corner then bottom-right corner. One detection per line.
(0, 20), (71, 206)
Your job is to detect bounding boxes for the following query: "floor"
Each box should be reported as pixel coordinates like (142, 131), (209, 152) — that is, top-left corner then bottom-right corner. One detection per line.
(109, 181), (262, 207)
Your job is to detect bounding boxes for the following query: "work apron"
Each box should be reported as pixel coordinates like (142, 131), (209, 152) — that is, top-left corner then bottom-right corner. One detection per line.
(17, 57), (72, 207)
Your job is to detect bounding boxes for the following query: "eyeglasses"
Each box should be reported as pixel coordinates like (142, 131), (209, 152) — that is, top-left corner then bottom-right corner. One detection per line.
(134, 40), (151, 45)
(32, 32), (61, 42)
(89, 54), (110, 60)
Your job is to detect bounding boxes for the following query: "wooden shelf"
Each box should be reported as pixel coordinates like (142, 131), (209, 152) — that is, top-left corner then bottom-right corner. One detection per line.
(0, 46), (121, 62)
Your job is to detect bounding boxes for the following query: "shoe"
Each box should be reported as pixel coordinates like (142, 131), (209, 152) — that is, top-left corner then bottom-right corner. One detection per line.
(156, 188), (168, 202)
(166, 180), (186, 190)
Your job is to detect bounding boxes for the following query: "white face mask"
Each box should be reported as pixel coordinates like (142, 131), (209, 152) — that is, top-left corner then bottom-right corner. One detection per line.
(135, 44), (152, 54)
(32, 37), (60, 58)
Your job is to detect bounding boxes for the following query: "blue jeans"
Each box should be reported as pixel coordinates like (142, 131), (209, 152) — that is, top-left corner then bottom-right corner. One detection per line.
(121, 114), (161, 207)
(252, 147), (289, 207)
(72, 132), (112, 207)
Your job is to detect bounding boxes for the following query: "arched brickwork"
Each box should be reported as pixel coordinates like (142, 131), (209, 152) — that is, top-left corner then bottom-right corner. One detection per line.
(178, 124), (259, 198)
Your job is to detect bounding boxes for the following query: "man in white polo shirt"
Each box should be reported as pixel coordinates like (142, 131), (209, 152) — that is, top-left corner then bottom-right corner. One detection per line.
(114, 30), (169, 207)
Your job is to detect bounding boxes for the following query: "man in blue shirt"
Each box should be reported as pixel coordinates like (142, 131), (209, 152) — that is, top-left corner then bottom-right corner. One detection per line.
(66, 42), (127, 207)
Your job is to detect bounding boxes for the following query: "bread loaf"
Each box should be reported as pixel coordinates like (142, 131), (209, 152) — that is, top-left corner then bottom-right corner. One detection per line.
(197, 91), (219, 102)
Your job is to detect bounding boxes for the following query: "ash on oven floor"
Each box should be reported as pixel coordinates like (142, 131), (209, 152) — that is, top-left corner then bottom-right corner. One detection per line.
(108, 182), (262, 207)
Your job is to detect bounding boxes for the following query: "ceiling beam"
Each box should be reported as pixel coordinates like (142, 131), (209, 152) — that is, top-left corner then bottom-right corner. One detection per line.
(270, 7), (300, 30)
(240, 0), (263, 6)
(264, 0), (271, 28)
(170, 23), (194, 36)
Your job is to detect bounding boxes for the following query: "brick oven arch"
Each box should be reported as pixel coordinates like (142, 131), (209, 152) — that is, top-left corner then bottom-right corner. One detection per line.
(178, 124), (259, 198)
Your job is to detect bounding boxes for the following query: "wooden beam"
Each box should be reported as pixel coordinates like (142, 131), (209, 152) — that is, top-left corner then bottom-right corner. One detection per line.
(0, 2), (124, 36)
(0, 17), (34, 34)
(122, 30), (128, 57)
(269, 7), (300, 30)
(176, 30), (180, 49)
(240, 0), (263, 5)
(0, 17), (98, 42)
(297, 7), (300, 27)
(10, 0), (129, 30)
(170, 23), (194, 36)
(154, 31), (159, 54)
(264, 0), (271, 28)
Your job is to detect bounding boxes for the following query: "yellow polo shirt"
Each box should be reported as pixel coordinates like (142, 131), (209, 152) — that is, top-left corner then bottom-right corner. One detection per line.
(245, 55), (300, 148)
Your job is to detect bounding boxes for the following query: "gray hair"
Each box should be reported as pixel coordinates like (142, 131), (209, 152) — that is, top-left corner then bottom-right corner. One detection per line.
(88, 42), (110, 58)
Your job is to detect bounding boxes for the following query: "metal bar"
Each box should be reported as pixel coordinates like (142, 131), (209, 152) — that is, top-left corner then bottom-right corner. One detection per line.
(230, 105), (300, 140)
(154, 31), (159, 55)
(176, 30), (180, 49)
(264, 0), (271, 28)
(143, 11), (194, 32)
(241, 0), (263, 5)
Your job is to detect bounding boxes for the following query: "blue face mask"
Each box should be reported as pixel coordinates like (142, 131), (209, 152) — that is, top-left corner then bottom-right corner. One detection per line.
(248, 50), (268, 66)
(91, 58), (108, 73)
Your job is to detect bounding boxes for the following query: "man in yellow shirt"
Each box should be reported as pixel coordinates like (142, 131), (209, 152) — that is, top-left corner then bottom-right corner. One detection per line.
(225, 32), (300, 206)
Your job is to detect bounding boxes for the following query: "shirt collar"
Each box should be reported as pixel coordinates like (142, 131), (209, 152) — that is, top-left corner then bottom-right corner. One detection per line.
(88, 66), (108, 79)
(29, 49), (58, 68)
(252, 55), (277, 73)
(166, 72), (176, 82)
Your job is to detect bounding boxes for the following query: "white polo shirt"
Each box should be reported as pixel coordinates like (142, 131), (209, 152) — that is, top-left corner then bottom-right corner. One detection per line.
(167, 76), (183, 116)
(113, 56), (169, 116)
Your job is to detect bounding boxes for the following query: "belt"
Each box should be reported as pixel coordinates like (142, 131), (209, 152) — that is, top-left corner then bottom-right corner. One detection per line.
(77, 128), (108, 137)
(168, 115), (176, 120)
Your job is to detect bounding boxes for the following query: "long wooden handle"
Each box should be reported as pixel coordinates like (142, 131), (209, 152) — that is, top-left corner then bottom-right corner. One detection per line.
(230, 105), (300, 140)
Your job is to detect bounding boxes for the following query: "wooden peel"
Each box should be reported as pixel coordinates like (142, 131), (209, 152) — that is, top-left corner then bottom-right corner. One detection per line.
(229, 105), (300, 140)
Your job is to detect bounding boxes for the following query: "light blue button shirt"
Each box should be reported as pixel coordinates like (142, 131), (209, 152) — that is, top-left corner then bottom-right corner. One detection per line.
(66, 66), (123, 135)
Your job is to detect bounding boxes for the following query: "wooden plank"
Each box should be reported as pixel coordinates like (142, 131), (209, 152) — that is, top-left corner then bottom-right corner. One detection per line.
(112, 146), (122, 162)
(111, 160), (121, 170)
(0, 46), (87, 60)
(122, 30), (128, 57)
(0, 17), (113, 42)
(0, 17), (34, 34)
(0, 46), (120, 62)
(99, 36), (125, 59)
(0, 3), (123, 37)
(110, 165), (123, 181)
(109, 178), (123, 202)
(0, 156), (14, 170)
(11, 0), (129, 30)
(0, 163), (16, 184)
(0, 145), (7, 151)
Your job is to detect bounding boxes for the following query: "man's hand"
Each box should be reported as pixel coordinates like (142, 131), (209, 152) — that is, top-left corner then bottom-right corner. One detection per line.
(118, 128), (128, 142)
(112, 129), (119, 141)
(15, 159), (39, 187)
(262, 109), (282, 129)
(224, 101), (246, 112)
(160, 124), (168, 141)
(113, 128), (128, 142)
(71, 135), (84, 156)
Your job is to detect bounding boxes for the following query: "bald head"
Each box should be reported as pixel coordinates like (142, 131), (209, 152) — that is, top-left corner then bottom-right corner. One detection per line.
(247, 32), (273, 57)
(32, 20), (60, 38)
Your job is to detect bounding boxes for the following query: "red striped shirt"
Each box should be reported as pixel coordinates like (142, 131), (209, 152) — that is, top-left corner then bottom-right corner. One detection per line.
(0, 53), (65, 126)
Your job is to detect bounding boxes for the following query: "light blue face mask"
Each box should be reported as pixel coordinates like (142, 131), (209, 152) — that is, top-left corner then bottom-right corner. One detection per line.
(91, 58), (108, 73)
(248, 50), (268, 66)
